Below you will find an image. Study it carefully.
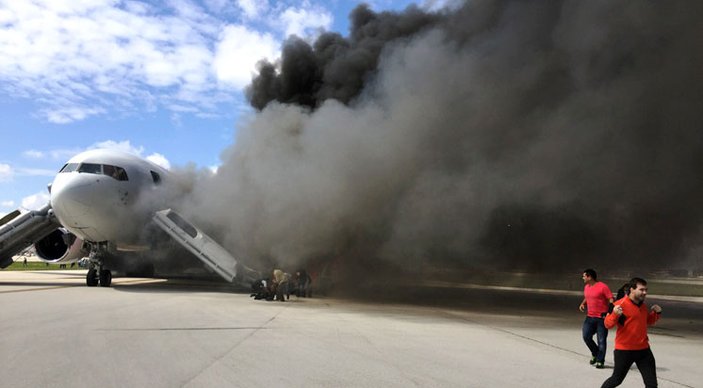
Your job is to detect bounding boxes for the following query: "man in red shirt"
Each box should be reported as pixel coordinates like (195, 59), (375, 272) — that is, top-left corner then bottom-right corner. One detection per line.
(601, 277), (662, 388)
(579, 268), (613, 368)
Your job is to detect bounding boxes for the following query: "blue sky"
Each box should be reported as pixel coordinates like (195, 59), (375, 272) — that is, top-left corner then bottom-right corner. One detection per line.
(0, 0), (445, 216)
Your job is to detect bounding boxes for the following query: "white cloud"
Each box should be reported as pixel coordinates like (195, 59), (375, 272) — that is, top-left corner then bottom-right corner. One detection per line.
(146, 153), (171, 170)
(23, 150), (45, 159)
(0, 0), (350, 123)
(236, 0), (268, 19)
(0, 0), (282, 123)
(43, 106), (107, 124)
(0, 163), (13, 182)
(203, 0), (228, 13)
(1, 200), (15, 208)
(278, 4), (333, 38)
(21, 191), (50, 210)
(16, 168), (56, 177)
(49, 148), (85, 161)
(214, 25), (280, 89)
(89, 139), (145, 155)
(0, 162), (59, 179)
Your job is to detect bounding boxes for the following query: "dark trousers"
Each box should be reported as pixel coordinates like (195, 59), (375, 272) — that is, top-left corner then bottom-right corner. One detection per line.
(582, 316), (608, 362)
(601, 348), (657, 388)
(297, 282), (310, 297)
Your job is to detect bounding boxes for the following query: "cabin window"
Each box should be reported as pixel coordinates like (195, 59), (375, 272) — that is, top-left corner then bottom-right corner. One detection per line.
(150, 171), (161, 185)
(59, 163), (79, 173)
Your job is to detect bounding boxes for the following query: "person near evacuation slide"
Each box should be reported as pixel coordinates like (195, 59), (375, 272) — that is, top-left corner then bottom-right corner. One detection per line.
(272, 269), (288, 302)
(295, 269), (312, 298)
(579, 268), (614, 369)
(250, 278), (271, 300)
(283, 271), (292, 300)
(601, 277), (662, 388)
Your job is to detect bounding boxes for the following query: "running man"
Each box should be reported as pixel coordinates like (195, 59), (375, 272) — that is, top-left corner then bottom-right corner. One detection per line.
(601, 277), (662, 388)
(579, 268), (614, 368)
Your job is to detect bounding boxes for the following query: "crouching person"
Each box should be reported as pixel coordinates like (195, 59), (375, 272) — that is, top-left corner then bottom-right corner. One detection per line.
(250, 278), (270, 300)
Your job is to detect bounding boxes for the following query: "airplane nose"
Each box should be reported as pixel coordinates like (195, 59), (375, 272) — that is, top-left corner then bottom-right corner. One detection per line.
(49, 172), (130, 243)
(50, 177), (95, 228)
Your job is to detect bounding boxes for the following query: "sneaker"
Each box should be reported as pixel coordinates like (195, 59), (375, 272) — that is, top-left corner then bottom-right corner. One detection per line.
(595, 362), (605, 369)
(589, 356), (597, 365)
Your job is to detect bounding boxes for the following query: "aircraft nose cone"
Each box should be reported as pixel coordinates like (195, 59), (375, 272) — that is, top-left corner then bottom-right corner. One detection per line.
(50, 177), (94, 228)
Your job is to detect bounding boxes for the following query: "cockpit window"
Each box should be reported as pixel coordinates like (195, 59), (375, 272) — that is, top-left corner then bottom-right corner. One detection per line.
(77, 163), (102, 174)
(74, 163), (129, 181)
(112, 166), (128, 181)
(102, 164), (116, 178)
(59, 163), (79, 173)
(103, 164), (128, 181)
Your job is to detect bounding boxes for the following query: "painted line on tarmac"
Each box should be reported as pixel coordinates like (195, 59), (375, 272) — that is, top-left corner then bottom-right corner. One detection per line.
(441, 309), (582, 355)
(422, 280), (703, 303)
(0, 285), (80, 294)
(179, 303), (290, 386)
(96, 327), (271, 331)
(0, 278), (163, 294)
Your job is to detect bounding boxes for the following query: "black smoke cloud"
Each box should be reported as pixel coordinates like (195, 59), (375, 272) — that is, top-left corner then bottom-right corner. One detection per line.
(246, 4), (440, 110)
(180, 1), (703, 274)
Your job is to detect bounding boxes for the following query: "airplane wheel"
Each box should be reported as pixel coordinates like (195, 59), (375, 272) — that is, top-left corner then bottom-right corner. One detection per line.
(86, 269), (99, 287)
(99, 270), (112, 287)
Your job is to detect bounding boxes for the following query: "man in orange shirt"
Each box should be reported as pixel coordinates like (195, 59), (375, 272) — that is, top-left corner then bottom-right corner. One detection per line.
(601, 277), (662, 388)
(579, 268), (613, 368)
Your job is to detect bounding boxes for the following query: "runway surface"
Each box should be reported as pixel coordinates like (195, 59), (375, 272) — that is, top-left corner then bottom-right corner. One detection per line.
(1, 271), (702, 387)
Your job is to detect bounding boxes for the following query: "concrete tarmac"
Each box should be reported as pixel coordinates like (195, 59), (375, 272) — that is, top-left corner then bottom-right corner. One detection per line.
(1, 271), (701, 388)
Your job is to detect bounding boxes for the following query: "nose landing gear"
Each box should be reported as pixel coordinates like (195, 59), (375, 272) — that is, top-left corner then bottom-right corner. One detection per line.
(86, 268), (98, 286)
(99, 268), (112, 287)
(85, 243), (112, 287)
(86, 267), (112, 287)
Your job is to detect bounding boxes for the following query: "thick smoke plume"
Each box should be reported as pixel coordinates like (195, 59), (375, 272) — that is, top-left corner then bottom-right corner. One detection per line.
(181, 1), (703, 276)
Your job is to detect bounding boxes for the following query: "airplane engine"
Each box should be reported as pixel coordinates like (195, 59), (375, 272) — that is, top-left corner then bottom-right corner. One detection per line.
(34, 229), (86, 263)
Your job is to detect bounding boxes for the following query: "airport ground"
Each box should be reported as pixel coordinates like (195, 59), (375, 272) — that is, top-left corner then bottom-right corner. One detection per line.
(1, 270), (702, 388)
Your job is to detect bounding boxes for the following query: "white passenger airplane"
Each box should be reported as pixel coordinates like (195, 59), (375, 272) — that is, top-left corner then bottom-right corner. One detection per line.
(0, 149), (257, 287)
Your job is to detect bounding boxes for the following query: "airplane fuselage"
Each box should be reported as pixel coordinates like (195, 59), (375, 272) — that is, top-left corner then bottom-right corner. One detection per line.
(1, 148), (247, 286)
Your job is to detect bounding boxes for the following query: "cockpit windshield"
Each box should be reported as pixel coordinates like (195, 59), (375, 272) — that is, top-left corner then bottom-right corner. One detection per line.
(77, 163), (102, 174)
(59, 163), (79, 173)
(60, 162), (129, 181)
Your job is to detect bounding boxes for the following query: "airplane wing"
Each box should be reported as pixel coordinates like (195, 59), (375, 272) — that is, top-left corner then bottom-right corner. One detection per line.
(0, 204), (60, 268)
(152, 209), (258, 284)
